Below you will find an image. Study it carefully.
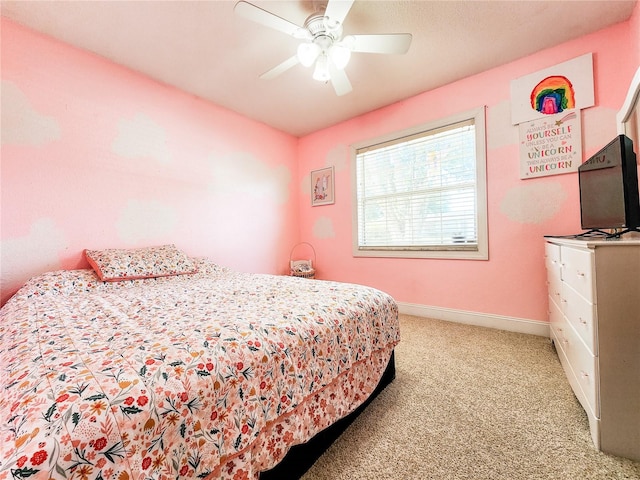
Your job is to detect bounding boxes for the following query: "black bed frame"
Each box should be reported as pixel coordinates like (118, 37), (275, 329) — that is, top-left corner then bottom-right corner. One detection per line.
(259, 351), (396, 479)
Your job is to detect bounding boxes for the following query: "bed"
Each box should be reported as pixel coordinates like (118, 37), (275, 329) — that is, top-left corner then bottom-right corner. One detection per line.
(0, 245), (399, 480)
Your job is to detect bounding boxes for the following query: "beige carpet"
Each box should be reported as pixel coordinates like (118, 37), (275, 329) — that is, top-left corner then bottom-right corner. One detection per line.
(301, 315), (640, 480)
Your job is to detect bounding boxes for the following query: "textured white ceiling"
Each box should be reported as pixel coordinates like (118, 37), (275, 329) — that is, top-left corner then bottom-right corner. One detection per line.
(1, 0), (636, 137)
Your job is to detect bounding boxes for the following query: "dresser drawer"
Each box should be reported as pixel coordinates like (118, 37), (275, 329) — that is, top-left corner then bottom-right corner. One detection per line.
(562, 283), (597, 355)
(551, 324), (600, 440)
(560, 246), (595, 303)
(554, 320), (599, 417)
(546, 243), (563, 304)
(549, 293), (564, 334)
(545, 241), (561, 268)
(547, 277), (562, 311)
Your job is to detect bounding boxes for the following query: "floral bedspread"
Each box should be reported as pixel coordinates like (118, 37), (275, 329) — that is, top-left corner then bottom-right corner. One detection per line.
(0, 259), (399, 480)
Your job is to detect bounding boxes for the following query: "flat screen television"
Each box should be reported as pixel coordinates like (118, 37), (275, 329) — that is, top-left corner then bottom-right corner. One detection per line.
(578, 134), (640, 234)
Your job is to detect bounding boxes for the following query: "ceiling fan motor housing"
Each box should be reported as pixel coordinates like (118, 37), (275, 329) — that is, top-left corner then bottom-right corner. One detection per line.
(305, 12), (342, 41)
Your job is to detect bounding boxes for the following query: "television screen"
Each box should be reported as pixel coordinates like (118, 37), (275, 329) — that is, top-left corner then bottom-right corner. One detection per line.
(578, 135), (640, 231)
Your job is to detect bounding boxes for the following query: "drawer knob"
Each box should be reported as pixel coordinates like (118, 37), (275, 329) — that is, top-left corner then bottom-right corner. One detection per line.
(580, 371), (589, 380)
(579, 317), (587, 325)
(577, 271), (585, 277)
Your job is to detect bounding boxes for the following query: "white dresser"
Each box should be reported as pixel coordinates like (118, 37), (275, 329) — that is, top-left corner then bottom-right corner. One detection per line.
(545, 237), (640, 461)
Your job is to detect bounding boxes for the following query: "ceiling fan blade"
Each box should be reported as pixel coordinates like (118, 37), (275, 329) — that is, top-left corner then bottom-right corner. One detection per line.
(329, 63), (353, 96)
(350, 33), (413, 54)
(234, 1), (307, 38)
(325, 0), (355, 26)
(260, 55), (300, 80)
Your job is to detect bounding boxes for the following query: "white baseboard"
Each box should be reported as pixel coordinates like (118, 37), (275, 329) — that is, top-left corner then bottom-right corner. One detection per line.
(397, 302), (550, 337)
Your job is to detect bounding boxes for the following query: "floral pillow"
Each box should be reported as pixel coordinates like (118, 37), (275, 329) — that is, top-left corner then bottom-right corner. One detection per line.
(84, 244), (197, 282)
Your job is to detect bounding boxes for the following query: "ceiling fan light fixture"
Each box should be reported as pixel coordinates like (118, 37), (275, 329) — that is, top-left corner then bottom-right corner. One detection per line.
(341, 34), (356, 49)
(329, 43), (351, 70)
(297, 42), (321, 67)
(312, 55), (331, 82)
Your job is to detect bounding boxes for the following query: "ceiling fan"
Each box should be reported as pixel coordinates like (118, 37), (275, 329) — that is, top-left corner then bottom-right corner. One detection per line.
(234, 0), (412, 96)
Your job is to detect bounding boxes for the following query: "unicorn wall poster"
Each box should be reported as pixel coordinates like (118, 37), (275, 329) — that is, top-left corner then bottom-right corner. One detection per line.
(518, 110), (582, 179)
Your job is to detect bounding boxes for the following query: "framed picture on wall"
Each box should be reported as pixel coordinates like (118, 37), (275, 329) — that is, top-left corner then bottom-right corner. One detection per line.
(311, 166), (335, 206)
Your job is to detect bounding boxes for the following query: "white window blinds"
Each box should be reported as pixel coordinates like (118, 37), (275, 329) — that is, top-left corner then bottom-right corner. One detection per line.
(355, 119), (478, 251)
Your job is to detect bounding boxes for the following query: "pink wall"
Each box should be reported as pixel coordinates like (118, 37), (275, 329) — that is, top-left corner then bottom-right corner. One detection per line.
(1, 19), (299, 305)
(632, 1), (640, 64)
(297, 16), (639, 323)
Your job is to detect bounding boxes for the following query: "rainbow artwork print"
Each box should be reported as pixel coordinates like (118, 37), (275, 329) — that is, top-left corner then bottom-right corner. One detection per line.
(530, 75), (575, 115)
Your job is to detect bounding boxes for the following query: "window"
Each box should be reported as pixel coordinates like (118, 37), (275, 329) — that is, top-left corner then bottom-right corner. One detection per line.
(352, 107), (487, 260)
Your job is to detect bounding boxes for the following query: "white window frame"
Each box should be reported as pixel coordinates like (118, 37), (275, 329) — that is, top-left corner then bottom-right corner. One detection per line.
(351, 106), (488, 260)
